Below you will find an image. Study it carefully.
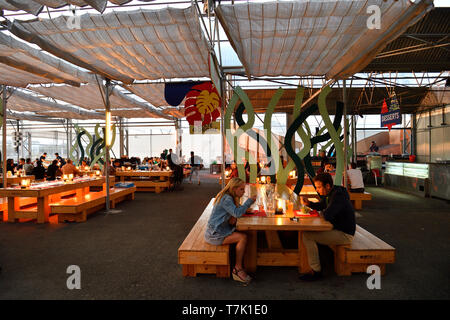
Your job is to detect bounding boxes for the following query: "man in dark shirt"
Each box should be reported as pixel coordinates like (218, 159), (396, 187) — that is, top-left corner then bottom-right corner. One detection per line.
(40, 153), (47, 162)
(32, 161), (46, 180)
(46, 160), (62, 181)
(369, 141), (379, 153)
(299, 173), (356, 281)
(55, 153), (65, 166)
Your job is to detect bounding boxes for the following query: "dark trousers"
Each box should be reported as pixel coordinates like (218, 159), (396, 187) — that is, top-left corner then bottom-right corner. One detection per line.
(350, 188), (365, 193)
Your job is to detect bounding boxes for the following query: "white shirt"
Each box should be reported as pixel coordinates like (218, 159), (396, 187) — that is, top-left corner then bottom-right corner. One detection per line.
(347, 168), (364, 189)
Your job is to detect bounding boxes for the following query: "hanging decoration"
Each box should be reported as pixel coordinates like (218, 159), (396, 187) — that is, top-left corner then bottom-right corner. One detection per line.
(381, 92), (402, 131)
(184, 81), (221, 134)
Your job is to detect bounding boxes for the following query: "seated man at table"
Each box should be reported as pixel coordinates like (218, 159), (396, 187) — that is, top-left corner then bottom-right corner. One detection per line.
(300, 173), (355, 281)
(61, 159), (80, 176)
(32, 161), (46, 181)
(46, 160), (62, 181)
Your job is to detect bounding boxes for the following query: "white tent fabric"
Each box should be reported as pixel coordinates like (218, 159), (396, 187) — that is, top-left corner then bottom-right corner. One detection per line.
(215, 0), (434, 79)
(0, 63), (55, 87)
(161, 106), (184, 119)
(31, 84), (136, 109)
(30, 84), (173, 119)
(125, 83), (188, 108)
(6, 88), (104, 119)
(110, 86), (172, 119)
(10, 7), (211, 83)
(0, 1), (155, 15)
(7, 109), (66, 122)
(0, 31), (96, 87)
(110, 108), (157, 118)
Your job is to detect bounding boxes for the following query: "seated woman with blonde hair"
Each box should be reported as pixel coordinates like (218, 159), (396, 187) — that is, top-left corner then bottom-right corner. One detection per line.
(204, 177), (256, 283)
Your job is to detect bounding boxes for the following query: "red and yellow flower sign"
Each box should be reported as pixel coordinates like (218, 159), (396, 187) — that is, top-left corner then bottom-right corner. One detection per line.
(184, 82), (221, 126)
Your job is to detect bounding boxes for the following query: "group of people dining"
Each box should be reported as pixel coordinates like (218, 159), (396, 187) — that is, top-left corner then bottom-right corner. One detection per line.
(2, 153), (89, 182)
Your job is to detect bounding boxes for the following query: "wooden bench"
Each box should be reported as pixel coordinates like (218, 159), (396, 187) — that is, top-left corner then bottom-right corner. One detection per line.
(51, 187), (136, 223)
(131, 180), (171, 193)
(178, 198), (230, 278)
(330, 225), (395, 276)
(349, 192), (372, 210)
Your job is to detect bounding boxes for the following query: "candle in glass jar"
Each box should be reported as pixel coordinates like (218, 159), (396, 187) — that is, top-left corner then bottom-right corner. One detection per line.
(21, 179), (30, 188)
(261, 176), (266, 184)
(95, 170), (101, 176)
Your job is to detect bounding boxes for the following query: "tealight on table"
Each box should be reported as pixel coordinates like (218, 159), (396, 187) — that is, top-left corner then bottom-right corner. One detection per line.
(0, 177), (109, 223)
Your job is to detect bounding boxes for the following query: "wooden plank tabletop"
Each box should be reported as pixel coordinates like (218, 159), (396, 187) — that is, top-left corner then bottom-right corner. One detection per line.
(0, 175), (35, 185)
(115, 170), (173, 177)
(0, 177), (108, 197)
(237, 215), (332, 231)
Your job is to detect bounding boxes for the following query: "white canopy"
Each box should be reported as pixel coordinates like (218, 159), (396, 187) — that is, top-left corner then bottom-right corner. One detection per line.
(0, 1), (154, 15)
(30, 83), (173, 119)
(9, 6), (211, 83)
(6, 88), (104, 119)
(0, 31), (96, 87)
(216, 0), (434, 79)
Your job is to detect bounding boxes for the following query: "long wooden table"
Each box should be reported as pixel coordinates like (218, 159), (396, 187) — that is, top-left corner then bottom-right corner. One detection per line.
(115, 170), (173, 192)
(0, 177), (109, 223)
(236, 184), (332, 274)
(219, 176), (313, 187)
(0, 175), (35, 187)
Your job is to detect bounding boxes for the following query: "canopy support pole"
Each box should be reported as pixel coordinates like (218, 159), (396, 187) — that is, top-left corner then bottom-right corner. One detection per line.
(105, 79), (111, 213)
(221, 76), (226, 189)
(65, 119), (70, 159)
(16, 120), (20, 163)
(119, 117), (124, 157)
(343, 79), (348, 188)
(2, 85), (7, 190)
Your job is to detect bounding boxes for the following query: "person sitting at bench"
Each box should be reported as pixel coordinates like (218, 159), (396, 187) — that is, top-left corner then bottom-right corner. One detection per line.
(229, 161), (239, 179)
(300, 173), (356, 281)
(347, 162), (365, 193)
(204, 177), (256, 284)
(61, 159), (80, 176)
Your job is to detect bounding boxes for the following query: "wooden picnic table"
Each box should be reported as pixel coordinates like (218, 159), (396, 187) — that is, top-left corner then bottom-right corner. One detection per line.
(236, 184), (332, 274)
(0, 176), (109, 223)
(115, 170), (174, 192)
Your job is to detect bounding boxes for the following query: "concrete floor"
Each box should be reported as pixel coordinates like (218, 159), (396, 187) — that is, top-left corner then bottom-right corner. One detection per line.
(0, 171), (449, 300)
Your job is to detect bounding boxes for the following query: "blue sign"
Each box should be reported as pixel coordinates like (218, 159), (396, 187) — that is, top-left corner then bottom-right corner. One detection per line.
(381, 110), (402, 128)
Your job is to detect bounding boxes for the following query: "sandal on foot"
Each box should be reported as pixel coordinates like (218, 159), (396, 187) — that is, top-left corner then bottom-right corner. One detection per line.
(232, 268), (251, 283)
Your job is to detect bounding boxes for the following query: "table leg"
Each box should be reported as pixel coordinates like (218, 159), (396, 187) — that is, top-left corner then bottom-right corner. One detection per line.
(7, 197), (19, 223)
(37, 196), (50, 224)
(244, 230), (257, 273)
(298, 231), (312, 274)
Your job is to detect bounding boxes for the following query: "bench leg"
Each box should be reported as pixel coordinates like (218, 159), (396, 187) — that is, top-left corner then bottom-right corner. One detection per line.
(111, 199), (116, 209)
(182, 265), (196, 277)
(81, 210), (87, 222)
(216, 265), (230, 278)
(353, 200), (362, 210)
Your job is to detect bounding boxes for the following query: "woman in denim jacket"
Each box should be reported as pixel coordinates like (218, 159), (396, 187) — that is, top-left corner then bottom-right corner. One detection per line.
(205, 177), (256, 283)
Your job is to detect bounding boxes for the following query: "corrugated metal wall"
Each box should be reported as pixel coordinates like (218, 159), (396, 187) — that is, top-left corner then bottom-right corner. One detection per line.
(415, 105), (450, 163)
